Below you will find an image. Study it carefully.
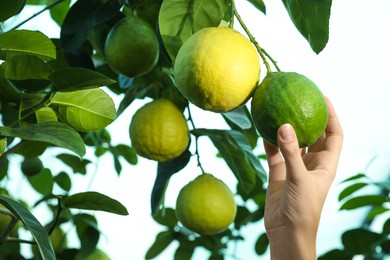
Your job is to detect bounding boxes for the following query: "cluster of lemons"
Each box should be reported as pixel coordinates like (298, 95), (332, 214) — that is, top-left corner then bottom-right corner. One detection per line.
(104, 15), (328, 235)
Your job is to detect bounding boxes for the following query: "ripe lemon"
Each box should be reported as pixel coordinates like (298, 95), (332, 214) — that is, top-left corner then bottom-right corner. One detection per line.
(129, 99), (189, 162)
(251, 72), (328, 147)
(176, 173), (237, 235)
(104, 15), (159, 77)
(174, 27), (260, 112)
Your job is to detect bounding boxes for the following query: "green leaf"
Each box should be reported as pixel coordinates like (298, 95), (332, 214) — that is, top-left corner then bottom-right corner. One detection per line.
(383, 217), (390, 235)
(0, 137), (6, 155)
(151, 150), (191, 216)
(159, 0), (229, 60)
(35, 107), (59, 123)
(222, 107), (252, 129)
(255, 233), (269, 255)
(340, 195), (389, 210)
(56, 153), (91, 174)
(60, 0), (122, 52)
(0, 122), (86, 158)
(174, 241), (195, 260)
(0, 77), (46, 102)
(342, 228), (381, 255)
(145, 230), (174, 259)
(366, 206), (389, 221)
(63, 191), (129, 215)
(340, 173), (366, 183)
(373, 180), (390, 191)
(192, 129), (266, 192)
(0, 195), (56, 260)
(50, 0), (71, 26)
(54, 171), (72, 191)
(338, 182), (367, 201)
(281, 0), (332, 54)
(50, 67), (116, 92)
(0, 55), (51, 80)
(0, 157), (9, 181)
(51, 88), (116, 132)
(246, 0), (266, 14)
(0, 30), (56, 60)
(0, 0), (25, 21)
(27, 168), (53, 195)
(153, 207), (178, 228)
(222, 105), (259, 148)
(74, 214), (100, 257)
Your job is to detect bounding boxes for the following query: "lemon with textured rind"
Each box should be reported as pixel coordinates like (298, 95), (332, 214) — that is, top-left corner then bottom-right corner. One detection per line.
(251, 72), (328, 147)
(104, 15), (159, 77)
(176, 173), (237, 235)
(129, 99), (189, 162)
(174, 27), (260, 112)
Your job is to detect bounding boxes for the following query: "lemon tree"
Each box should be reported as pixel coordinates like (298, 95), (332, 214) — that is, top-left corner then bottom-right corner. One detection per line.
(2, 1), (387, 260)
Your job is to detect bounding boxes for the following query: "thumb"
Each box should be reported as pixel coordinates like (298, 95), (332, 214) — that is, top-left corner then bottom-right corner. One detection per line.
(277, 124), (306, 182)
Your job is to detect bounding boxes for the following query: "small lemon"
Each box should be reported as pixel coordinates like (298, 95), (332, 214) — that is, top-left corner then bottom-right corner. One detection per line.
(174, 27), (260, 112)
(251, 72), (328, 147)
(176, 173), (237, 235)
(129, 99), (189, 162)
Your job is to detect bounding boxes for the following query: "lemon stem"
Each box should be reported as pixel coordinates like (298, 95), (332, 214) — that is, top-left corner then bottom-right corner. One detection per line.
(233, 8), (281, 73)
(186, 105), (206, 174)
(229, 0), (235, 28)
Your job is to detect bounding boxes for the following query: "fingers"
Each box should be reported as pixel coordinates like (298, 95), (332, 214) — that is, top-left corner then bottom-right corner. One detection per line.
(323, 97), (343, 155)
(277, 124), (306, 182)
(263, 140), (287, 182)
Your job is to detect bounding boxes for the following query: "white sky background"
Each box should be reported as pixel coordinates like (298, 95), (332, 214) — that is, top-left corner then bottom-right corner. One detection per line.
(3, 0), (390, 259)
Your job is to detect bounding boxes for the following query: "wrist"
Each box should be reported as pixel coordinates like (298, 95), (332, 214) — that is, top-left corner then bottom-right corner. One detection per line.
(267, 226), (317, 260)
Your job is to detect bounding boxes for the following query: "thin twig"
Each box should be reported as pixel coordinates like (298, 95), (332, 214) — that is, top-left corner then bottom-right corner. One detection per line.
(9, 0), (66, 31)
(186, 105), (205, 173)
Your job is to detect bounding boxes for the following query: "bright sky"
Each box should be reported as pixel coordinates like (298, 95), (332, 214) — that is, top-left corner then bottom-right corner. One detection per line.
(4, 0), (390, 259)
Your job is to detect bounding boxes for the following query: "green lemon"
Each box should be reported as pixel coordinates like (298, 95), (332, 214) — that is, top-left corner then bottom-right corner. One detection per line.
(21, 157), (43, 177)
(104, 15), (159, 77)
(251, 72), (328, 147)
(176, 173), (237, 235)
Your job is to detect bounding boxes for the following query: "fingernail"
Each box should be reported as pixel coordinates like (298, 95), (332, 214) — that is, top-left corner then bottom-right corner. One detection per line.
(279, 124), (294, 142)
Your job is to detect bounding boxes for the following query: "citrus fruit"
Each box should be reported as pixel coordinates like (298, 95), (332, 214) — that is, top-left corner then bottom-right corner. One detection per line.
(251, 72), (328, 147)
(21, 157), (43, 177)
(104, 15), (159, 77)
(174, 27), (260, 112)
(129, 99), (189, 162)
(175, 173), (237, 235)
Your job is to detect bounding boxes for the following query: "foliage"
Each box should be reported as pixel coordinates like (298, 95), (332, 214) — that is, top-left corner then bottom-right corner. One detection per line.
(2, 0), (381, 259)
(319, 172), (390, 259)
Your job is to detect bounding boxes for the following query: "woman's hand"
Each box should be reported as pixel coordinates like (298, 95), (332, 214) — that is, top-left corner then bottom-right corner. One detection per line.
(263, 97), (343, 260)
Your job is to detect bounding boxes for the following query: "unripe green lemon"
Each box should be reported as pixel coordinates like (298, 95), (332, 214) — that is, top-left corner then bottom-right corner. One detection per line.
(129, 99), (189, 162)
(104, 15), (159, 77)
(251, 72), (328, 147)
(176, 173), (237, 235)
(21, 157), (43, 177)
(174, 27), (260, 112)
(76, 248), (110, 260)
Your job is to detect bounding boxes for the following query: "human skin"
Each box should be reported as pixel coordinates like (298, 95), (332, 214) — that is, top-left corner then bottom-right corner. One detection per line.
(263, 97), (343, 260)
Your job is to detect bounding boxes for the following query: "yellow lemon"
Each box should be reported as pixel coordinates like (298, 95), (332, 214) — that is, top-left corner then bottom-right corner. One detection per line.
(176, 173), (237, 235)
(174, 27), (260, 112)
(129, 99), (189, 162)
